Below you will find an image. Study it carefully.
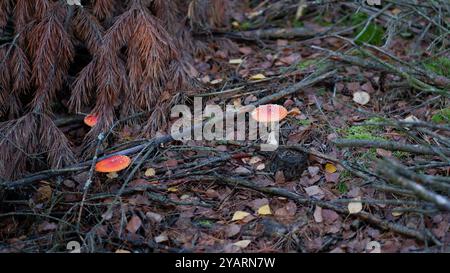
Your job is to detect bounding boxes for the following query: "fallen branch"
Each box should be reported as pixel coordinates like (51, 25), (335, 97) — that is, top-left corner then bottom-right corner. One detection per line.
(192, 174), (439, 245)
(333, 139), (450, 156)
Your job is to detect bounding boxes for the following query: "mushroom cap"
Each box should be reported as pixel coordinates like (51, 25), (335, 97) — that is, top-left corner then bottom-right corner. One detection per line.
(95, 155), (131, 173)
(84, 114), (98, 127)
(251, 104), (288, 123)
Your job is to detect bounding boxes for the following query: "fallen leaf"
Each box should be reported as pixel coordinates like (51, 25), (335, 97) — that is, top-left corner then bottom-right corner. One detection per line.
(146, 212), (163, 223)
(325, 163), (337, 174)
(322, 209), (339, 224)
(325, 172), (340, 183)
(308, 166), (320, 177)
(231, 211), (251, 221)
(313, 206), (323, 223)
(167, 187), (178, 192)
(376, 148), (392, 157)
(210, 79), (223, 85)
(144, 168), (156, 177)
(353, 91), (370, 105)
(348, 197), (363, 214)
(255, 163), (266, 171)
(37, 185), (52, 202)
(233, 240), (251, 249)
(275, 171), (285, 184)
(392, 210), (403, 217)
(234, 166), (252, 175)
(67, 0), (82, 6)
(249, 73), (266, 80)
(126, 215), (142, 234)
(257, 204), (272, 215)
(225, 224), (241, 238)
(229, 58), (243, 65)
(249, 156), (262, 165)
(115, 249), (131, 253)
(304, 186), (324, 199)
(154, 233), (169, 243)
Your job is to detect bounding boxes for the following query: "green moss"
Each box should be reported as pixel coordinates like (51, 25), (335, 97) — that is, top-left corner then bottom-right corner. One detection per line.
(337, 181), (348, 194)
(393, 150), (409, 159)
(343, 117), (386, 141)
(297, 119), (312, 126)
(292, 19), (304, 28)
(240, 21), (253, 30)
(431, 108), (450, 123)
(297, 59), (319, 70)
(350, 12), (385, 46)
(423, 57), (450, 77)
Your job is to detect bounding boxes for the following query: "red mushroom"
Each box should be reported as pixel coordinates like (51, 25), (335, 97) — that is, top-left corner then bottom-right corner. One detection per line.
(84, 114), (98, 127)
(250, 104), (288, 123)
(95, 155), (131, 173)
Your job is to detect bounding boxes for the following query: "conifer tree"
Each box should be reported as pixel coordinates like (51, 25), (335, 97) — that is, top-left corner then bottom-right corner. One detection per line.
(0, 0), (229, 179)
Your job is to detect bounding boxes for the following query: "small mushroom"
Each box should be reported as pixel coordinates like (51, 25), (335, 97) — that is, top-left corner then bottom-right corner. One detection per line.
(84, 114), (98, 127)
(95, 155), (131, 173)
(250, 104), (288, 123)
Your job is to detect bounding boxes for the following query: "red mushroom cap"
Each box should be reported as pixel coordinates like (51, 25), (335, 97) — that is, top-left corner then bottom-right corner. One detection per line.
(95, 155), (131, 173)
(251, 104), (288, 123)
(84, 114), (98, 127)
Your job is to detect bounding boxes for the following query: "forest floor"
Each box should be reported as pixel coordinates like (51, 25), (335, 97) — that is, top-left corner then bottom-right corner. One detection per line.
(0, 1), (449, 253)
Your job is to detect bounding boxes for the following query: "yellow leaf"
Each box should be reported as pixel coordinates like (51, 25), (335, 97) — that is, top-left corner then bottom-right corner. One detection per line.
(325, 163), (337, 174)
(257, 204), (272, 215)
(37, 185), (52, 202)
(233, 240), (251, 249)
(249, 74), (266, 80)
(144, 168), (156, 177)
(231, 211), (250, 221)
(348, 197), (363, 214)
(392, 210), (403, 217)
(232, 21), (240, 28)
(167, 187), (178, 193)
(229, 59), (243, 65)
(115, 249), (131, 253)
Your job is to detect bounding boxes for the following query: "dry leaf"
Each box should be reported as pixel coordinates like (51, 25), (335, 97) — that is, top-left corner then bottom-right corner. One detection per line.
(231, 211), (251, 221)
(67, 0), (82, 6)
(256, 163), (266, 171)
(167, 187), (178, 192)
(233, 240), (251, 249)
(304, 186), (324, 199)
(392, 210), (403, 217)
(154, 233), (169, 243)
(144, 168), (156, 177)
(348, 197), (363, 214)
(115, 249), (131, 253)
(229, 59), (243, 65)
(313, 206), (323, 223)
(257, 204), (272, 215)
(249, 73), (266, 80)
(366, 0), (381, 6)
(353, 91), (370, 105)
(210, 79), (223, 85)
(325, 163), (337, 173)
(126, 215), (142, 234)
(37, 185), (52, 202)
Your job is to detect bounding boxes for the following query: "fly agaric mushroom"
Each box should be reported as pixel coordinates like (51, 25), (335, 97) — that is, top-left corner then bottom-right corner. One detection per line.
(95, 155), (131, 173)
(84, 114), (98, 127)
(251, 104), (288, 123)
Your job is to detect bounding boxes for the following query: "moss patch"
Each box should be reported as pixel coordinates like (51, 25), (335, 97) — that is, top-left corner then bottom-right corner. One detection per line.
(343, 117), (386, 141)
(350, 12), (385, 46)
(431, 107), (450, 124)
(423, 57), (450, 77)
